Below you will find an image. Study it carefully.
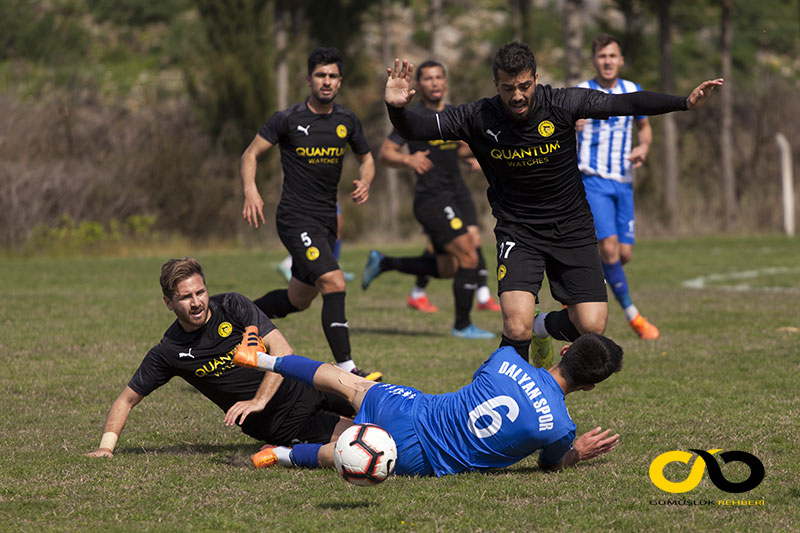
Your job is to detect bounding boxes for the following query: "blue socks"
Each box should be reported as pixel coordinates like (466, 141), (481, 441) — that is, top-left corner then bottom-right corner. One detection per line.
(602, 261), (632, 309)
(274, 355), (323, 388)
(290, 443), (322, 468)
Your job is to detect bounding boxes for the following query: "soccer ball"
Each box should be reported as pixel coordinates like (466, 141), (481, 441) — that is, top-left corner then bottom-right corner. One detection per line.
(333, 423), (397, 486)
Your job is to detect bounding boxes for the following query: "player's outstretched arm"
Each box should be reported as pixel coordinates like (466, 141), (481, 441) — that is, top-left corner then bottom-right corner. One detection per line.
(540, 426), (619, 471)
(385, 58), (416, 108)
(240, 135), (274, 228)
(86, 386), (143, 458)
(379, 138), (433, 174)
(686, 78), (724, 110)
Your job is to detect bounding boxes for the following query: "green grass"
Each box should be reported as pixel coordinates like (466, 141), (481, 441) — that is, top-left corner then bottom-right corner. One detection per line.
(1, 235), (798, 531)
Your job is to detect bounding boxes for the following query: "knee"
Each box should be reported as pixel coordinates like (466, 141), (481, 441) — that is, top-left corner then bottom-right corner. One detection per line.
(620, 249), (633, 265)
(574, 313), (607, 335)
(503, 315), (533, 340)
(454, 247), (478, 269)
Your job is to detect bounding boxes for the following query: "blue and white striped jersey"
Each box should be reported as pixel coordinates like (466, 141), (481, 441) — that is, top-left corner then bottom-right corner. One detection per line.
(576, 78), (645, 183)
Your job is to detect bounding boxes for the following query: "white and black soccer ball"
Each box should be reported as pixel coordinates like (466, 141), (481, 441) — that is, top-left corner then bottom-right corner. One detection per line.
(333, 423), (397, 486)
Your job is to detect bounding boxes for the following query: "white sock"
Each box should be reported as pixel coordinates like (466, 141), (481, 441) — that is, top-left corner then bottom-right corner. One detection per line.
(476, 286), (491, 304)
(624, 305), (640, 322)
(255, 352), (277, 372)
(337, 359), (356, 372)
(410, 286), (426, 299)
(279, 255), (292, 270)
(533, 312), (550, 338)
(272, 446), (294, 467)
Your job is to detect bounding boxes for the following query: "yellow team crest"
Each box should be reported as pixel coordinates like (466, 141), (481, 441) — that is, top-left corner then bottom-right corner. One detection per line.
(218, 322), (232, 338)
(537, 120), (555, 137)
(306, 246), (320, 261)
(336, 124), (348, 139)
(450, 217), (463, 230)
(497, 264), (507, 281)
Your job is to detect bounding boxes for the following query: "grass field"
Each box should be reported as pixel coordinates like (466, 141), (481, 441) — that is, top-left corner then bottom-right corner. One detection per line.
(1, 235), (798, 532)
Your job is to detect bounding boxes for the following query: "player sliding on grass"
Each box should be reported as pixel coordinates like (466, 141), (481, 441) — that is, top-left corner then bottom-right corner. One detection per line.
(87, 257), (355, 458)
(384, 42), (722, 366)
(234, 327), (622, 476)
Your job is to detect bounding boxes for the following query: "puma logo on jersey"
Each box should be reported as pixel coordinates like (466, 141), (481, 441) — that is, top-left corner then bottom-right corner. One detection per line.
(486, 129), (501, 142)
(329, 321), (349, 328)
(297, 124), (311, 136)
(179, 348), (195, 359)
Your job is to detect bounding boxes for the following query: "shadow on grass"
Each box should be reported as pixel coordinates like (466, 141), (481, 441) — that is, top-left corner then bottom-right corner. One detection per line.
(119, 442), (256, 457)
(317, 501), (373, 510)
(351, 327), (443, 337)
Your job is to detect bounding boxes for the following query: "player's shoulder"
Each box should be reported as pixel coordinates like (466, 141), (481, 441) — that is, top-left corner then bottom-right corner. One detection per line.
(331, 102), (361, 121)
(212, 292), (252, 313)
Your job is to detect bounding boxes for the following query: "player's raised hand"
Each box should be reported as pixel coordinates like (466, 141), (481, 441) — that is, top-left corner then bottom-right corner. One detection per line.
(686, 78), (724, 110)
(385, 58), (416, 108)
(573, 426), (619, 460)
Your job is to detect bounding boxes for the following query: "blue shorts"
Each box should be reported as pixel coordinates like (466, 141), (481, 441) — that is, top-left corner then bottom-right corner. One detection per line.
(354, 383), (434, 476)
(582, 175), (635, 244)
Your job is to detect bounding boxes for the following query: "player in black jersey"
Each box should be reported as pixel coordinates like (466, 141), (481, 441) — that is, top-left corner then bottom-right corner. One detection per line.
(366, 60), (496, 340)
(239, 47), (381, 381)
(384, 42), (722, 364)
(87, 257), (356, 458)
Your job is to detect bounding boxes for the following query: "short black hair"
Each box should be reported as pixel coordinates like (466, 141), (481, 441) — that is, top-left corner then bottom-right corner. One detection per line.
(416, 60), (446, 81)
(307, 47), (343, 77)
(591, 33), (623, 56)
(558, 333), (623, 387)
(492, 41), (537, 80)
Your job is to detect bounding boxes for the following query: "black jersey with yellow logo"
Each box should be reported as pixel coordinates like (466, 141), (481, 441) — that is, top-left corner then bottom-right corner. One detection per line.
(259, 101), (370, 224)
(388, 103), (463, 197)
(129, 293), (276, 412)
(389, 85), (685, 238)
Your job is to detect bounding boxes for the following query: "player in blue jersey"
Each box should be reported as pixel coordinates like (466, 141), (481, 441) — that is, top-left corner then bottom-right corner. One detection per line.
(233, 328), (622, 475)
(577, 34), (658, 340)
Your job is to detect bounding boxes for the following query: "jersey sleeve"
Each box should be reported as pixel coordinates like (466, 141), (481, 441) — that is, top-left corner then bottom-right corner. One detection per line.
(347, 115), (371, 155)
(127, 347), (175, 397)
(633, 82), (646, 120)
(568, 87), (687, 121)
(257, 111), (287, 144)
(387, 128), (407, 147)
(538, 431), (575, 467)
(224, 293), (277, 338)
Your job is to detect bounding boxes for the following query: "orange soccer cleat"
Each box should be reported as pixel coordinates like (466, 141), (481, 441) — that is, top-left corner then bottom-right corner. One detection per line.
(476, 296), (502, 312)
(407, 294), (438, 313)
(629, 314), (660, 340)
(234, 325), (266, 369)
(251, 445), (279, 469)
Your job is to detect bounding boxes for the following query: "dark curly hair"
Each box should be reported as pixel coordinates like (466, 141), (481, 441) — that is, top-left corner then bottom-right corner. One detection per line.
(492, 42), (537, 80)
(307, 47), (343, 76)
(558, 333), (623, 387)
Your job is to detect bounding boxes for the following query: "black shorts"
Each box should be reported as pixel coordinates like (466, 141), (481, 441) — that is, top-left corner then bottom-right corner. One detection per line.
(453, 182), (479, 228)
(413, 192), (469, 254)
(241, 381), (355, 445)
(493, 219), (607, 305)
(276, 215), (339, 285)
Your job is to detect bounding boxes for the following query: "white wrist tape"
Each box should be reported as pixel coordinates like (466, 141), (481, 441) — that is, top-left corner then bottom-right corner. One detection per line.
(99, 432), (118, 451)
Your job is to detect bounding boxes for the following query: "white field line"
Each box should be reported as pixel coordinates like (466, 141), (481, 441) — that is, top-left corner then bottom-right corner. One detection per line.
(682, 266), (800, 293)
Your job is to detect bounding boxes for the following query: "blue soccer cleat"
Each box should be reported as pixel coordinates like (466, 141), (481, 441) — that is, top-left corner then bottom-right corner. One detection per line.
(342, 270), (357, 282)
(276, 263), (292, 283)
(361, 250), (385, 290)
(451, 324), (496, 340)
